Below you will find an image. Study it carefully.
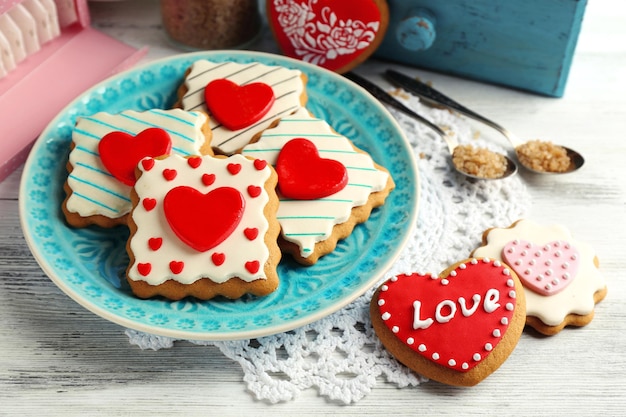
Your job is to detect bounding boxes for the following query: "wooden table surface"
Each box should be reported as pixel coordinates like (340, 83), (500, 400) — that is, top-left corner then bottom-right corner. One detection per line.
(2, 1), (625, 415)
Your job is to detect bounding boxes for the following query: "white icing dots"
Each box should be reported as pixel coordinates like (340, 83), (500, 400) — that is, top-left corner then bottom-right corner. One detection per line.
(407, 337), (414, 345)
(377, 299), (385, 306)
(448, 359), (456, 367)
(381, 312), (391, 321)
(473, 353), (481, 361)
(484, 343), (493, 352)
(418, 344), (427, 352)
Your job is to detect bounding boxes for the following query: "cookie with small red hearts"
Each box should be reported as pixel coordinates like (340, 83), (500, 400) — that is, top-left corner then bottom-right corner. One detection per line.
(370, 258), (526, 386)
(125, 153), (281, 300)
(472, 219), (607, 336)
(174, 60), (308, 155)
(62, 109), (212, 228)
(267, 0), (389, 73)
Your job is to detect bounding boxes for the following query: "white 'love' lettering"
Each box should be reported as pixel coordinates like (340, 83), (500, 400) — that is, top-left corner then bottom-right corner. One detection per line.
(412, 289), (501, 330)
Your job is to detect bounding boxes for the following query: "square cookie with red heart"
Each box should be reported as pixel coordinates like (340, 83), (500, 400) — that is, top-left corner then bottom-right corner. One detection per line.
(126, 153), (281, 300)
(174, 60), (308, 155)
(62, 109), (212, 228)
(267, 0), (389, 73)
(472, 219), (607, 335)
(241, 107), (394, 265)
(370, 258), (526, 386)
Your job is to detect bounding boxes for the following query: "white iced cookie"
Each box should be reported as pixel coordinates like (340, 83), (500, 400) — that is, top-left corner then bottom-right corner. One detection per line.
(176, 60), (307, 155)
(63, 109), (210, 228)
(241, 108), (393, 265)
(472, 219), (607, 335)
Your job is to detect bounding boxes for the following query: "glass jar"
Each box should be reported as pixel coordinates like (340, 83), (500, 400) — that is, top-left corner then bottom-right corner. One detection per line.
(161, 0), (262, 50)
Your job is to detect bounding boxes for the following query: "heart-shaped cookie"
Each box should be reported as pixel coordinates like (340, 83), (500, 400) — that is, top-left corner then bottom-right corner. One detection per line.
(276, 138), (348, 199)
(370, 258), (526, 386)
(163, 186), (246, 252)
(267, 0), (389, 73)
(98, 128), (172, 186)
(502, 239), (580, 295)
(204, 78), (275, 131)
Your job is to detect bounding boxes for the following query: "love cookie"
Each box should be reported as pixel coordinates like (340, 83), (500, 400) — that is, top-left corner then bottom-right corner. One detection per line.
(126, 154), (281, 300)
(370, 258), (526, 386)
(473, 219), (607, 335)
(267, 0), (390, 73)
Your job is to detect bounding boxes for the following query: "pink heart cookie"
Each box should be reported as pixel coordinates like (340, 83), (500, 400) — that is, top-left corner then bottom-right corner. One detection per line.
(371, 258), (526, 386)
(502, 239), (579, 295)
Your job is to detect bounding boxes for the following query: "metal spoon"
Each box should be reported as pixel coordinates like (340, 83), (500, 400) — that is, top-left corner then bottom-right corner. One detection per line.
(384, 69), (585, 174)
(343, 72), (517, 180)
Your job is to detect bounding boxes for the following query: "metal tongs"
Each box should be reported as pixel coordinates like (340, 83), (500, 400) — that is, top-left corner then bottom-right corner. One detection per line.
(343, 72), (449, 143)
(344, 71), (517, 180)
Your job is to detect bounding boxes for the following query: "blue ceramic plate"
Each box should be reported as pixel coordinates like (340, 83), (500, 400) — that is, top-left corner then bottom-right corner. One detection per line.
(19, 51), (418, 341)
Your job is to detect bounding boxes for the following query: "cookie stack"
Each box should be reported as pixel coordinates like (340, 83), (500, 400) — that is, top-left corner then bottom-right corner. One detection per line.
(62, 60), (394, 301)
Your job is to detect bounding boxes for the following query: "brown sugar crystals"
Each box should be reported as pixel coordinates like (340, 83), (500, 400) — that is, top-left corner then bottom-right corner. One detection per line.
(452, 145), (508, 179)
(515, 140), (571, 173)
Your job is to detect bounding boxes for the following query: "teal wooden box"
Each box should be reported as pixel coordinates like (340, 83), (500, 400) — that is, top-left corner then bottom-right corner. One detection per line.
(374, 0), (587, 97)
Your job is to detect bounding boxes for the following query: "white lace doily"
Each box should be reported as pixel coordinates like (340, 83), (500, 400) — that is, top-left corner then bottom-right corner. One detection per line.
(126, 92), (531, 404)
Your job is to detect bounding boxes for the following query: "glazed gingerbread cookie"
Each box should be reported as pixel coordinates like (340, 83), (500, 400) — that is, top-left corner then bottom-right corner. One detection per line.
(63, 109), (211, 228)
(267, 0), (389, 73)
(174, 60), (308, 155)
(241, 107), (394, 265)
(472, 219), (607, 335)
(126, 153), (281, 300)
(371, 258), (526, 386)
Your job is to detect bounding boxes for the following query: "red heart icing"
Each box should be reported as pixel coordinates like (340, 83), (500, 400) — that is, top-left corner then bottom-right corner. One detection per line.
(163, 186), (246, 252)
(247, 185), (262, 198)
(211, 252), (226, 266)
(254, 159), (268, 170)
(227, 163), (242, 175)
(375, 259), (518, 373)
(276, 138), (348, 199)
(204, 79), (275, 131)
(137, 263), (152, 276)
(245, 261), (260, 274)
(201, 173), (216, 186)
(162, 169), (177, 181)
(169, 261), (184, 274)
(141, 158), (155, 171)
(244, 227), (259, 241)
(142, 198), (157, 211)
(187, 156), (202, 168)
(98, 127), (171, 186)
(267, 0), (387, 73)
(148, 237), (162, 251)
(502, 239), (579, 296)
